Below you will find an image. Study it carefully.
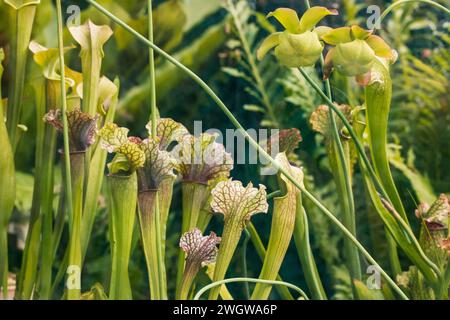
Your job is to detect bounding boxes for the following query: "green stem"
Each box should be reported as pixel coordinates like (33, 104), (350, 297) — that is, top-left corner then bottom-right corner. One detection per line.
(246, 223), (294, 300)
(159, 177), (175, 258)
(56, 0), (76, 299)
(440, 262), (450, 299)
(52, 183), (66, 262)
(66, 152), (84, 300)
(209, 220), (243, 300)
(293, 194), (327, 300)
(0, 50), (15, 298)
(315, 27), (361, 288)
(377, 0), (450, 27)
(16, 80), (46, 300)
(307, 0), (360, 284)
(137, 190), (165, 300)
(176, 183), (208, 296)
(0, 227), (8, 299)
(147, 0), (165, 300)
(85, 0), (408, 299)
(16, 218), (41, 299)
(36, 125), (57, 299)
(195, 278), (309, 301)
(177, 263), (200, 300)
(242, 229), (250, 299)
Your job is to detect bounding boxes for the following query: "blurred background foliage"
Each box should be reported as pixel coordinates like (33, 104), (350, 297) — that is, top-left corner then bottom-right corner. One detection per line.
(0, 0), (448, 299)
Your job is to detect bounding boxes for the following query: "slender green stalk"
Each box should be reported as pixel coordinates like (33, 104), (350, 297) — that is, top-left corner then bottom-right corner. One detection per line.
(377, 0), (450, 27)
(15, 79), (46, 300)
(147, 0), (166, 300)
(0, 48), (15, 299)
(36, 120), (57, 299)
(323, 80), (362, 287)
(176, 183), (209, 296)
(195, 278), (309, 301)
(293, 194), (327, 300)
(205, 264), (234, 300)
(246, 223), (294, 300)
(85, 0), (408, 299)
(148, 0), (157, 129)
(0, 229), (8, 298)
(177, 263), (200, 300)
(66, 152), (84, 300)
(16, 72), (61, 300)
(360, 159), (439, 282)
(5, 0), (40, 150)
(159, 177), (175, 254)
(56, 0), (76, 299)
(305, 0), (361, 286)
(440, 261), (450, 299)
(52, 183), (66, 261)
(34, 81), (59, 298)
(137, 190), (161, 299)
(209, 220), (251, 300)
(241, 229), (251, 299)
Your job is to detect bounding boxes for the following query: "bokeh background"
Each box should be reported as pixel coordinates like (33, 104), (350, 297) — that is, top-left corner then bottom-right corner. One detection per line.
(0, 0), (448, 299)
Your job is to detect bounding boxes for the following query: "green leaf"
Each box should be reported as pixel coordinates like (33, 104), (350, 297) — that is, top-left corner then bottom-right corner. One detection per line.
(243, 104), (265, 113)
(221, 67), (251, 82)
